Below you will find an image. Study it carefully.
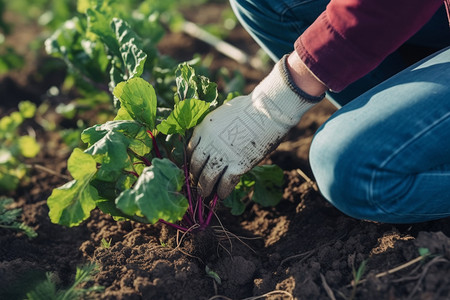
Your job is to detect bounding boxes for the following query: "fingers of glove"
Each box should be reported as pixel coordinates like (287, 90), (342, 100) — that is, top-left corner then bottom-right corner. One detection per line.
(216, 171), (242, 200)
(197, 157), (227, 198)
(187, 122), (209, 185)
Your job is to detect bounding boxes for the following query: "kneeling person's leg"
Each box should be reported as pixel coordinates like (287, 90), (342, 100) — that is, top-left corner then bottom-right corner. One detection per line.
(310, 47), (450, 223)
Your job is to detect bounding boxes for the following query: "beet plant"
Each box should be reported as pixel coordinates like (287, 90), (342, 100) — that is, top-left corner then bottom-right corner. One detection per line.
(45, 0), (283, 232)
(47, 63), (283, 231)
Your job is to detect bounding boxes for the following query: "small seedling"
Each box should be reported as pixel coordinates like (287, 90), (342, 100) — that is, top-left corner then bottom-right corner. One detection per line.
(100, 238), (112, 249)
(418, 247), (431, 257)
(205, 265), (221, 285)
(350, 259), (367, 300)
(0, 197), (37, 238)
(25, 263), (103, 300)
(159, 239), (168, 247)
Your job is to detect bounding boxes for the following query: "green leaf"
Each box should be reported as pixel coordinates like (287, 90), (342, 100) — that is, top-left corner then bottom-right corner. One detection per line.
(115, 158), (188, 224)
(84, 130), (132, 182)
(18, 101), (36, 119)
(0, 197), (21, 225)
(175, 63), (196, 101)
(193, 75), (218, 103)
(95, 198), (128, 219)
(81, 120), (152, 182)
(26, 263), (103, 300)
(113, 78), (157, 130)
(47, 149), (98, 227)
(0, 162), (23, 192)
(18, 136), (40, 158)
(112, 18), (147, 79)
(223, 165), (284, 215)
(82, 120), (151, 156)
(45, 17), (109, 84)
(223, 189), (247, 215)
(114, 106), (133, 121)
(175, 63), (218, 103)
(0, 112), (23, 135)
(249, 165), (284, 207)
(157, 98), (210, 135)
(87, 8), (120, 58)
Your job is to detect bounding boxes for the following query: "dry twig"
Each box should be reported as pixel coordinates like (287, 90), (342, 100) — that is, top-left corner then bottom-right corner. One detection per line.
(296, 168), (318, 192)
(26, 163), (71, 180)
(208, 290), (294, 300)
(320, 273), (337, 300)
(349, 254), (430, 287)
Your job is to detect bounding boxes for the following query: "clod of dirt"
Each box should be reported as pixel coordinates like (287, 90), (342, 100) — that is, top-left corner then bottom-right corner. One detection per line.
(183, 227), (220, 263)
(216, 256), (256, 286)
(415, 231), (450, 258)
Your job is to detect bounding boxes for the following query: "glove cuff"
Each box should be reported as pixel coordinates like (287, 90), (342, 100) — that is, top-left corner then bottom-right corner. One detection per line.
(278, 54), (326, 103)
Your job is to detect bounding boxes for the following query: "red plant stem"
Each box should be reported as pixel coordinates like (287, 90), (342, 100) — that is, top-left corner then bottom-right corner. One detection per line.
(158, 219), (189, 232)
(197, 195), (204, 225)
(183, 215), (194, 227)
(137, 154), (151, 166)
(204, 194), (219, 227)
(183, 163), (194, 218)
(147, 130), (162, 158)
(126, 170), (140, 178)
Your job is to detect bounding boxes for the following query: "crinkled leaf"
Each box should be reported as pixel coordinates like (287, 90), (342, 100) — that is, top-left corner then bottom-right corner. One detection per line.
(115, 158), (188, 224)
(157, 98), (210, 135)
(112, 18), (147, 79)
(175, 63), (218, 103)
(81, 120), (151, 156)
(249, 165), (284, 207)
(175, 63), (196, 101)
(105, 18), (147, 92)
(84, 131), (131, 182)
(113, 78), (157, 130)
(193, 75), (218, 103)
(45, 17), (109, 84)
(47, 149), (98, 227)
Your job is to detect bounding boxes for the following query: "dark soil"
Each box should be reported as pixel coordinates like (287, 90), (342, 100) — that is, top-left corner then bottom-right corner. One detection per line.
(2, 2), (450, 300)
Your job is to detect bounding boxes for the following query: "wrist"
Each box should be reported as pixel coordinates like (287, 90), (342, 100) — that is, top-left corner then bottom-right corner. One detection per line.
(286, 51), (327, 97)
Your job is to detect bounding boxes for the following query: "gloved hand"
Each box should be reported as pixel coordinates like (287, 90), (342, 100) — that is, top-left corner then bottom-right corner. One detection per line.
(187, 54), (325, 199)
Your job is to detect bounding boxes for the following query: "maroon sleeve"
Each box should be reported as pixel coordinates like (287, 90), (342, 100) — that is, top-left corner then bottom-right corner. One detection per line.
(295, 0), (444, 92)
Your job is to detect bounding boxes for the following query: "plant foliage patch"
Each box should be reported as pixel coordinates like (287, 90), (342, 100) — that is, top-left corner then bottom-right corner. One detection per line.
(46, 0), (284, 232)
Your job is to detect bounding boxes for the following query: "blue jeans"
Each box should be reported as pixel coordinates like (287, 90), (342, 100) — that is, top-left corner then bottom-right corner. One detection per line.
(230, 0), (450, 223)
(230, 0), (450, 106)
(310, 47), (450, 223)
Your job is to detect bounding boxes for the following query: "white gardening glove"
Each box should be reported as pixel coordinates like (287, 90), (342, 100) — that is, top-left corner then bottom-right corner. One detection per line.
(188, 54), (324, 199)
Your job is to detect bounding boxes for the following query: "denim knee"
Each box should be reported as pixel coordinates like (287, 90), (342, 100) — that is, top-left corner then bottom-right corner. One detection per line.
(309, 122), (390, 222)
(309, 119), (450, 224)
